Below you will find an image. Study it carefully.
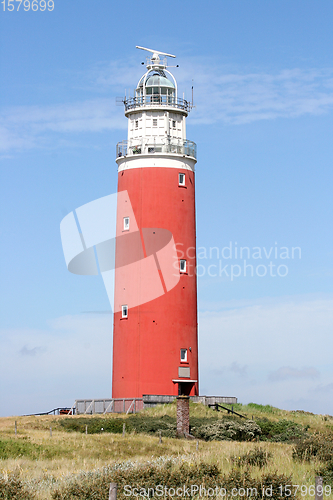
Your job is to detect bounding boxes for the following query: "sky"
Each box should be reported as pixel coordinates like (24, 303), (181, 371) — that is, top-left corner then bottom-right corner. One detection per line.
(1, 0), (333, 417)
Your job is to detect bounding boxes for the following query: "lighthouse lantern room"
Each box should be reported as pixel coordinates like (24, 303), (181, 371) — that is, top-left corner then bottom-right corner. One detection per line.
(112, 47), (199, 399)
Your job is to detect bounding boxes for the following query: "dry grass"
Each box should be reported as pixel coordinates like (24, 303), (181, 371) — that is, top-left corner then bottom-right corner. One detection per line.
(0, 406), (331, 499)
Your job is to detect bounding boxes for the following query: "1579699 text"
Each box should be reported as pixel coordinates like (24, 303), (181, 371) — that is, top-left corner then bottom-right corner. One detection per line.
(1, 0), (54, 11)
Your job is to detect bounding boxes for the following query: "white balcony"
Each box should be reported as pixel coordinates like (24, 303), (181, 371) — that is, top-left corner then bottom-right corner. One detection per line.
(122, 95), (191, 113)
(116, 138), (197, 160)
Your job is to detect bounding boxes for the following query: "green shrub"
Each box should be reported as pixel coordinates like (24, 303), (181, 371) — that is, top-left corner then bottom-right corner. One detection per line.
(257, 418), (306, 442)
(0, 438), (44, 460)
(232, 447), (273, 468)
(0, 437), (71, 461)
(190, 416), (218, 428)
(259, 471), (294, 500)
(59, 415), (178, 437)
(59, 413), (305, 444)
(52, 458), (294, 500)
(127, 414), (176, 437)
(317, 460), (333, 485)
(59, 417), (126, 434)
(52, 460), (220, 500)
(221, 467), (258, 494)
(0, 474), (35, 500)
(293, 433), (333, 461)
(191, 419), (261, 441)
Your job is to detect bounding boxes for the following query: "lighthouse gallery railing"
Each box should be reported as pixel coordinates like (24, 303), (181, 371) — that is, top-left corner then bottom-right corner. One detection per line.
(116, 138), (197, 159)
(123, 95), (191, 112)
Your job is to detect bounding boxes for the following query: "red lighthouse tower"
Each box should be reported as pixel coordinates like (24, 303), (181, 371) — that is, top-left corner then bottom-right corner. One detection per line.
(112, 47), (198, 399)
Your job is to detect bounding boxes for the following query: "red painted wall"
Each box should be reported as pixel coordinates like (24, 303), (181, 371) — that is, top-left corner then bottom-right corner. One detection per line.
(112, 165), (198, 398)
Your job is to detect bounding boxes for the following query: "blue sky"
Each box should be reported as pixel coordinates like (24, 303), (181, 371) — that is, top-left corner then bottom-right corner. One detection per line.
(1, 0), (333, 416)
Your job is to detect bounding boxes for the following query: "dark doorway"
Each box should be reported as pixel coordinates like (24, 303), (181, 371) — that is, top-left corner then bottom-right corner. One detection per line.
(178, 382), (194, 396)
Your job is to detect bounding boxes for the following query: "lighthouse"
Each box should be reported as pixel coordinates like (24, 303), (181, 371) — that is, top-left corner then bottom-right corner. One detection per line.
(112, 47), (198, 399)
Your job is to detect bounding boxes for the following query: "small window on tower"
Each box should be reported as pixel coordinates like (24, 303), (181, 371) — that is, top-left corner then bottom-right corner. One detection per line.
(180, 259), (186, 273)
(122, 305), (128, 318)
(179, 173), (185, 186)
(180, 349), (187, 362)
(123, 217), (130, 231)
(153, 118), (158, 127)
(172, 120), (176, 128)
(135, 120), (138, 129)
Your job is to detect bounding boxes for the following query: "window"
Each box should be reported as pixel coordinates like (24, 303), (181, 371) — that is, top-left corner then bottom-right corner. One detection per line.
(180, 259), (186, 273)
(180, 349), (187, 362)
(172, 120), (176, 128)
(153, 118), (158, 127)
(122, 305), (128, 318)
(123, 217), (129, 231)
(135, 120), (138, 129)
(179, 173), (185, 186)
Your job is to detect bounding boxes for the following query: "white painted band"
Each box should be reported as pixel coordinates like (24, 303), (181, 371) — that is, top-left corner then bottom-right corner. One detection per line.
(116, 154), (196, 173)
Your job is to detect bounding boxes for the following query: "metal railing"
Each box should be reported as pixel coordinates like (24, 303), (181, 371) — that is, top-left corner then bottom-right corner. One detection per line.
(124, 95), (191, 112)
(116, 138), (197, 159)
(75, 398), (143, 414)
(23, 406), (76, 416)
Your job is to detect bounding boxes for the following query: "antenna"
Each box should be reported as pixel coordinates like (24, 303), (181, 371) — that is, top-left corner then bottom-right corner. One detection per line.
(136, 46), (176, 58)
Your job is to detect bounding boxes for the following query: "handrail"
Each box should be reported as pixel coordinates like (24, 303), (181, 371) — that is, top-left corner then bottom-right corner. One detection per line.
(208, 403), (247, 419)
(23, 407), (75, 416)
(124, 95), (191, 113)
(116, 138), (197, 160)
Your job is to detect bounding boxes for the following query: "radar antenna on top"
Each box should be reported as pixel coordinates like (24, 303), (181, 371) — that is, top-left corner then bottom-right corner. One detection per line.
(136, 46), (176, 58)
(136, 46), (176, 69)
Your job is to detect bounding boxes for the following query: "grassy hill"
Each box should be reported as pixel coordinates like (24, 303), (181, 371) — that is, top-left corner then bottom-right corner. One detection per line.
(0, 402), (333, 499)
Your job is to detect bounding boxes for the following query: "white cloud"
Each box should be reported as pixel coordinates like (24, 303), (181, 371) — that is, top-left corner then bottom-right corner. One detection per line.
(0, 99), (126, 153)
(269, 366), (320, 381)
(0, 314), (113, 416)
(19, 345), (47, 357)
(2, 59), (333, 153)
(310, 383), (333, 395)
(182, 63), (333, 125)
(1, 295), (333, 416)
(198, 295), (333, 414)
(229, 362), (248, 377)
(91, 59), (333, 125)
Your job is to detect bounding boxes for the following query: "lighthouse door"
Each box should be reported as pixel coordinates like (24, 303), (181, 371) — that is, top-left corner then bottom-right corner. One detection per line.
(178, 382), (193, 396)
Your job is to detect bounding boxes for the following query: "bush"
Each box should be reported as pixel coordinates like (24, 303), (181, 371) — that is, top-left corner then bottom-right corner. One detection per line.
(0, 438), (45, 460)
(59, 414), (305, 444)
(52, 460), (220, 500)
(191, 419), (261, 441)
(0, 474), (35, 499)
(190, 416), (218, 428)
(222, 468), (292, 499)
(259, 471), (294, 500)
(293, 433), (333, 461)
(52, 458), (294, 500)
(221, 467), (258, 494)
(317, 461), (333, 485)
(257, 418), (306, 442)
(59, 415), (178, 437)
(232, 447), (273, 468)
(127, 414), (176, 437)
(59, 417), (125, 434)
